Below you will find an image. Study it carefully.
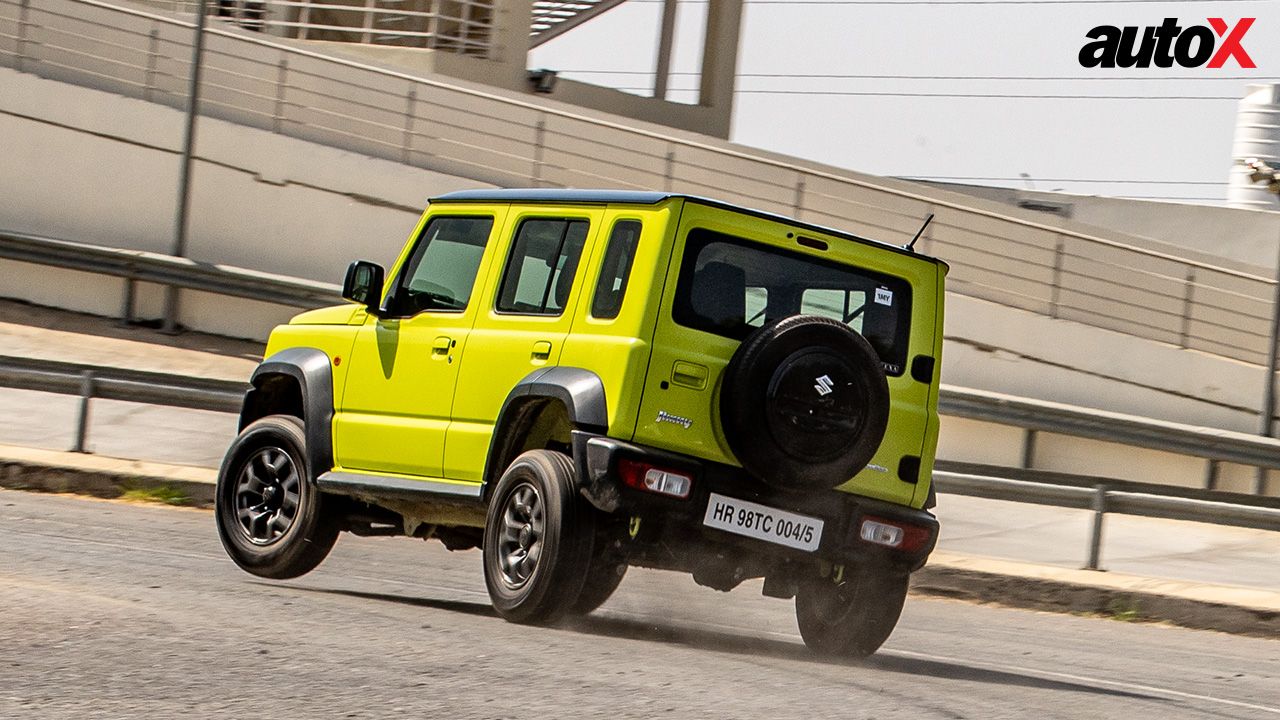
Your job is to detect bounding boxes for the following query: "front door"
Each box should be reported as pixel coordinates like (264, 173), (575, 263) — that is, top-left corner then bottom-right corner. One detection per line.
(333, 209), (505, 478)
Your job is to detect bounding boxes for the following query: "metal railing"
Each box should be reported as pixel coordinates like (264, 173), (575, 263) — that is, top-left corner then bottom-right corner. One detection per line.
(940, 385), (1280, 479)
(0, 230), (341, 321)
(1, 353), (1277, 572)
(0, 355), (244, 451)
(3, 0), (1279, 366)
(132, 0), (496, 53)
(935, 470), (1280, 570)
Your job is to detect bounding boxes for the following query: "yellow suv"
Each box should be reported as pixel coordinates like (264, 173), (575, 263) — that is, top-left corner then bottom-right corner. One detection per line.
(215, 189), (948, 657)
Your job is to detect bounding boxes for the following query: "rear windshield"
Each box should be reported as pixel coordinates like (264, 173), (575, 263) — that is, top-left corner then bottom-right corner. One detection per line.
(672, 229), (912, 375)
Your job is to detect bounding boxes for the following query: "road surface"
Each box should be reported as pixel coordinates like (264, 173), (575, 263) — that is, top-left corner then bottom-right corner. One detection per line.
(1, 489), (1276, 719)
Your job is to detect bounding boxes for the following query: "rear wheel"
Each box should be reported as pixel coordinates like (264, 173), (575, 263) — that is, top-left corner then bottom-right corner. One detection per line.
(215, 415), (339, 579)
(569, 516), (629, 615)
(570, 557), (626, 616)
(795, 568), (909, 658)
(483, 450), (595, 624)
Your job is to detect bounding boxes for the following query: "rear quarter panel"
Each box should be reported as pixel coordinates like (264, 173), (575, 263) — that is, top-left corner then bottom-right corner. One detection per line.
(559, 201), (681, 440)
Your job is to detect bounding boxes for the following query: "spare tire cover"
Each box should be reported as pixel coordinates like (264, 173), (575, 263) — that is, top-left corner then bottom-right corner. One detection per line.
(719, 315), (890, 491)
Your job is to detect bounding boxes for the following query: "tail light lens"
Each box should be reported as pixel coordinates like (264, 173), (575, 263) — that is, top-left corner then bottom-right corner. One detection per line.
(859, 516), (931, 552)
(618, 459), (692, 499)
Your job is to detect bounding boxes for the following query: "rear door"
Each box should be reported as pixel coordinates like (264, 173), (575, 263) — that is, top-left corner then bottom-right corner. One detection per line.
(444, 206), (604, 481)
(634, 202), (940, 507)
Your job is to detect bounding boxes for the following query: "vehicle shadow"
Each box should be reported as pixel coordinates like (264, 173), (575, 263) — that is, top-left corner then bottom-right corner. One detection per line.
(271, 583), (1168, 703)
(265, 583), (499, 619)
(567, 613), (1164, 702)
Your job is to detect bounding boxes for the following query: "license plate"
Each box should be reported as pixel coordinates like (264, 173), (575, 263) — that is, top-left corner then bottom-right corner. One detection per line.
(702, 492), (824, 552)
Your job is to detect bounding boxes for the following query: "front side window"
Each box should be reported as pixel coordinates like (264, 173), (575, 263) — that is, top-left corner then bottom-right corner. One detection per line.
(672, 228), (912, 375)
(497, 218), (590, 316)
(390, 215), (494, 315)
(591, 220), (642, 319)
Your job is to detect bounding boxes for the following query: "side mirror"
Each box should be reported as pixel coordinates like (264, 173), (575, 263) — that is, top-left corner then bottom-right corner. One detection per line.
(342, 260), (384, 315)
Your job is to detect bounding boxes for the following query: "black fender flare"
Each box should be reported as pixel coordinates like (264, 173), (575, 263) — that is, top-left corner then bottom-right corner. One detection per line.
(242, 347), (335, 481)
(482, 367), (608, 491)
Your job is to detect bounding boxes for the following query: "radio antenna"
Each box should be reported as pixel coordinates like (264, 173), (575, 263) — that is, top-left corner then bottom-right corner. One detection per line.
(907, 212), (934, 251)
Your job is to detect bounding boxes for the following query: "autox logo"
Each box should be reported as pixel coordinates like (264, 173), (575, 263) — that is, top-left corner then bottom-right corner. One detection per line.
(1078, 18), (1255, 69)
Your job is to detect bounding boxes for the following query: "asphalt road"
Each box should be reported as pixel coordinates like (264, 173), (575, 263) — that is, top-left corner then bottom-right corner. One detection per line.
(1, 490), (1277, 719)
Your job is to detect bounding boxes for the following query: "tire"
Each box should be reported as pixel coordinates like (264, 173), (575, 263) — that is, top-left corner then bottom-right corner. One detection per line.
(571, 558), (626, 616)
(795, 569), (909, 658)
(215, 414), (340, 579)
(483, 450), (595, 624)
(569, 517), (629, 616)
(720, 315), (890, 491)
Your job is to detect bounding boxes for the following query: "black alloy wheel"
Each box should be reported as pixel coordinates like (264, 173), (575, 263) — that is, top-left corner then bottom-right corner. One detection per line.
(215, 415), (339, 579)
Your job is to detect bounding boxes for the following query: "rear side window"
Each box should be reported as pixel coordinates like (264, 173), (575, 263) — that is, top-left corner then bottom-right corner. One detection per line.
(391, 215), (493, 315)
(497, 218), (590, 316)
(591, 220), (642, 319)
(672, 228), (912, 376)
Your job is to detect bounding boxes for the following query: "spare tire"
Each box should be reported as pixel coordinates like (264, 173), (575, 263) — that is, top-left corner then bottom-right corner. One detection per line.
(720, 315), (890, 491)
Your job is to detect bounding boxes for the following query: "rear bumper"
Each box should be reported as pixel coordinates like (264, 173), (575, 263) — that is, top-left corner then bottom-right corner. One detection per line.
(572, 431), (938, 574)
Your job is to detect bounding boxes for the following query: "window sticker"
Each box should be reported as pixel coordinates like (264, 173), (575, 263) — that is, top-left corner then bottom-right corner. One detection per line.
(874, 287), (894, 306)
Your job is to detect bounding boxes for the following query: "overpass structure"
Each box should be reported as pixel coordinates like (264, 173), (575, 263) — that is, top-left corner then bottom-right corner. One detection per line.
(3, 0), (1280, 495)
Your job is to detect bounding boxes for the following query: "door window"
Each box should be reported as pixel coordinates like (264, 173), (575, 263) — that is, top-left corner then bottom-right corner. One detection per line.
(590, 220), (642, 320)
(496, 218), (590, 316)
(389, 216), (494, 316)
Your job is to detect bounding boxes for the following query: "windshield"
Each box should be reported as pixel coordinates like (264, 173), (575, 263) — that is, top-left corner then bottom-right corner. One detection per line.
(672, 228), (912, 375)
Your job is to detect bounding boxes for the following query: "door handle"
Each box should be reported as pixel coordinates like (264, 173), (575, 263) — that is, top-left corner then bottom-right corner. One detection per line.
(432, 336), (452, 356)
(672, 361), (708, 390)
(531, 341), (552, 360)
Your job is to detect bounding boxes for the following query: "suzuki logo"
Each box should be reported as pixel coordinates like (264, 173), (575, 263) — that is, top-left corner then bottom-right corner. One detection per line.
(1079, 18), (1255, 69)
(814, 375), (834, 396)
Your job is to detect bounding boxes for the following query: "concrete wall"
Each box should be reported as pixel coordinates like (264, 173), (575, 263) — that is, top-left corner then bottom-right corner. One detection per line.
(941, 292), (1278, 493)
(1, 66), (1274, 492)
(0, 66), (494, 338)
(945, 293), (1267, 432)
(922, 182), (1280, 274)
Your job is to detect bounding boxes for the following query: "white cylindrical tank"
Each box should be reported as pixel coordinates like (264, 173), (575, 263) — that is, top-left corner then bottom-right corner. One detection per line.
(1228, 83), (1280, 211)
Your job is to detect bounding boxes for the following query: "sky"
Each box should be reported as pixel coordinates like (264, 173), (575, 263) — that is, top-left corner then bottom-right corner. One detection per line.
(528, 0), (1280, 205)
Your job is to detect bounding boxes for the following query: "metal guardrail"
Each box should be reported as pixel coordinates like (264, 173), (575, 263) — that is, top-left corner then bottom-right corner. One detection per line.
(934, 471), (1280, 569)
(3, 0), (1279, 367)
(0, 230), (341, 320)
(0, 355), (244, 451)
(940, 385), (1280, 474)
(0, 354), (244, 410)
(1, 354), (1277, 569)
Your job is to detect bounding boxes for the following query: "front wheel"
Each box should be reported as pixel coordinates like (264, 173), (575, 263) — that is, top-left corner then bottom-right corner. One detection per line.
(215, 415), (339, 579)
(483, 450), (595, 624)
(795, 568), (909, 658)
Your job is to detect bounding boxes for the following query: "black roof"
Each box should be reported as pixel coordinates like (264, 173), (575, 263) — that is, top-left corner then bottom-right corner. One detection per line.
(430, 188), (945, 265)
(433, 189), (671, 205)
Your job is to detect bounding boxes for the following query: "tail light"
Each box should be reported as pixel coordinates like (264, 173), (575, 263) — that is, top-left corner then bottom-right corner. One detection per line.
(859, 516), (931, 552)
(618, 459), (693, 499)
